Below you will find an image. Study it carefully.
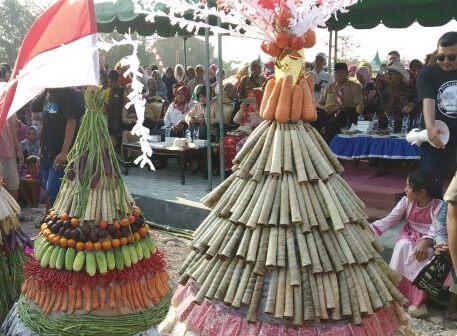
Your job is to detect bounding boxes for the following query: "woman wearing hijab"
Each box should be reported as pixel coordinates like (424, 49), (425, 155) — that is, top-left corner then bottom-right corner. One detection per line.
(20, 126), (40, 158)
(356, 66), (380, 120)
(162, 67), (178, 102)
(174, 64), (185, 84)
(164, 86), (194, 137)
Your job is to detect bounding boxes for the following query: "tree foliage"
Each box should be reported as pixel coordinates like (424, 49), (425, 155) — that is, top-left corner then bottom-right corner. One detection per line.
(0, 0), (43, 66)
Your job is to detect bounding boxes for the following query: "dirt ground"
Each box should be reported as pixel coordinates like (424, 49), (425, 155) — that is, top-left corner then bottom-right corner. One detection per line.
(18, 206), (457, 336)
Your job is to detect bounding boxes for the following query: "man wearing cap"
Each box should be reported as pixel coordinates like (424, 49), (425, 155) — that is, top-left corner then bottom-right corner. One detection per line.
(318, 62), (363, 142)
(417, 31), (457, 179)
(312, 53), (333, 103)
(378, 61), (416, 132)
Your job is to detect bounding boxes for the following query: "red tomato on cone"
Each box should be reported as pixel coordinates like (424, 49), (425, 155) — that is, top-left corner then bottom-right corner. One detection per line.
(289, 35), (305, 50)
(258, 0), (280, 10)
(262, 41), (282, 57)
(275, 31), (290, 49)
(304, 30), (317, 48)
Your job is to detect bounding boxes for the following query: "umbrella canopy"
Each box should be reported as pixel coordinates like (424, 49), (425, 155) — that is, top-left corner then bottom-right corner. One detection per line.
(95, 0), (229, 37)
(327, 0), (457, 31)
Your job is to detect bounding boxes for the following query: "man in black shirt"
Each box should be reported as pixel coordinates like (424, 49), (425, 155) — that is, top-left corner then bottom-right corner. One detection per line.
(31, 88), (83, 207)
(417, 32), (457, 179)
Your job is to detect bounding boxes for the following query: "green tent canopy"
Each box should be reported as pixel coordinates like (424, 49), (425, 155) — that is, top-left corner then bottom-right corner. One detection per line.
(95, 0), (231, 37)
(327, 0), (457, 31)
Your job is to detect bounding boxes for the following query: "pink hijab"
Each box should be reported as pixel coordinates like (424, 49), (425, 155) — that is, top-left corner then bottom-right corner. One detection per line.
(356, 66), (374, 85)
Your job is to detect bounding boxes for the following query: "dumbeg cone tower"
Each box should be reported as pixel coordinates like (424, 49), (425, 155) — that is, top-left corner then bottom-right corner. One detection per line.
(3, 91), (170, 336)
(159, 1), (411, 335)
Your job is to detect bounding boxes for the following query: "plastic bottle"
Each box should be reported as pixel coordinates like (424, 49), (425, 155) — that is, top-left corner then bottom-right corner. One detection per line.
(165, 127), (171, 139)
(372, 114), (379, 132)
(357, 115), (364, 123)
(401, 116), (409, 134)
(388, 116), (395, 133)
(186, 129), (192, 142)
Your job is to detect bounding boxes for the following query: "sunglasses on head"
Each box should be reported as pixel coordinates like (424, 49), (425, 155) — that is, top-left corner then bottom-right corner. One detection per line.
(437, 54), (457, 62)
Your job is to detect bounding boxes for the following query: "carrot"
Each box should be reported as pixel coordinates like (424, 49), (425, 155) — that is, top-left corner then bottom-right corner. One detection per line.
(92, 287), (100, 311)
(34, 284), (40, 305)
(53, 291), (63, 312)
(21, 281), (29, 294)
(155, 275), (168, 298)
(100, 287), (106, 310)
(263, 78), (283, 120)
(299, 78), (315, 121)
(120, 283), (129, 308)
(60, 289), (68, 312)
(125, 282), (135, 309)
(45, 291), (56, 315)
(68, 287), (76, 314)
(137, 281), (149, 308)
(275, 75), (293, 123)
(38, 287), (47, 311)
(43, 288), (51, 313)
(260, 78), (276, 118)
(144, 278), (154, 302)
(84, 285), (92, 313)
(131, 281), (142, 309)
(290, 84), (304, 122)
(305, 74), (318, 121)
(148, 277), (159, 305)
(160, 272), (170, 283)
(75, 287), (82, 310)
(109, 287), (116, 310)
(114, 286), (123, 311)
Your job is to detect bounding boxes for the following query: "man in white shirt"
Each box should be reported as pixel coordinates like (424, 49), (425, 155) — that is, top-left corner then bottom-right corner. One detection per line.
(312, 53), (333, 103)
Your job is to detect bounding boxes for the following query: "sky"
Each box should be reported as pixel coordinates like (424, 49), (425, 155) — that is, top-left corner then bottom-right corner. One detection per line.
(34, 0), (457, 66)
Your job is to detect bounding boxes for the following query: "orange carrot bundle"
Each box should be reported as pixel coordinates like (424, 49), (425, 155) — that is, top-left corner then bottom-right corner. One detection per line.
(305, 74), (318, 121)
(120, 284), (129, 308)
(92, 286), (100, 311)
(260, 78), (276, 118)
(148, 277), (160, 305)
(263, 78), (283, 120)
(21, 281), (29, 294)
(109, 287), (117, 310)
(290, 84), (303, 122)
(113, 286), (122, 312)
(53, 291), (63, 312)
(100, 287), (106, 310)
(75, 287), (83, 310)
(83, 285), (92, 313)
(61, 289), (69, 312)
(68, 287), (76, 314)
(275, 76), (293, 123)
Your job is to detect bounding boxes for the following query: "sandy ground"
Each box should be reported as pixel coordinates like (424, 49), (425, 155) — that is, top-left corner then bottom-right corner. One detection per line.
(17, 206), (457, 336)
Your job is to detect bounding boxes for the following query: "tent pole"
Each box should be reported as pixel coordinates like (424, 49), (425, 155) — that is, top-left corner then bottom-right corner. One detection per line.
(217, 16), (225, 181)
(183, 37), (188, 69)
(205, 16), (213, 191)
(333, 30), (338, 67)
(328, 30), (333, 73)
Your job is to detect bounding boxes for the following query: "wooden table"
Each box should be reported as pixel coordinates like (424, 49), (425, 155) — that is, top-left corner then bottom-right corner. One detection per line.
(122, 141), (207, 185)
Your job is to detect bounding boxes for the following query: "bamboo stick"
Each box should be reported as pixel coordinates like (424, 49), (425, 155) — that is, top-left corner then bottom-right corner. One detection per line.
(242, 271), (257, 305)
(357, 265), (384, 311)
(178, 250), (198, 275)
(253, 122), (277, 181)
(328, 229), (347, 265)
(274, 268), (286, 318)
(293, 282), (303, 326)
(346, 224), (373, 261)
(182, 253), (205, 282)
(270, 124), (284, 175)
(283, 125), (293, 173)
(205, 221), (231, 258)
(194, 259), (222, 304)
(264, 132), (275, 173)
(365, 264), (393, 306)
(295, 225), (311, 267)
(288, 175), (302, 224)
(213, 185), (240, 220)
(247, 275), (264, 323)
(296, 129), (319, 181)
(376, 258), (402, 286)
(194, 213), (217, 238)
(265, 270), (279, 314)
(193, 217), (223, 251)
(220, 178), (245, 218)
(248, 155), (260, 178)
(207, 258), (233, 299)
(321, 232), (343, 272)
(221, 225), (244, 259)
(279, 175), (290, 226)
(371, 263), (408, 305)
(267, 179), (282, 226)
(277, 227), (286, 268)
(197, 256), (219, 284)
(290, 127), (308, 183)
(232, 263), (253, 308)
(246, 226), (262, 264)
(215, 259), (238, 300)
(306, 232), (323, 274)
(238, 179), (265, 225)
(292, 175), (311, 233)
(229, 180), (257, 223)
(238, 129), (269, 177)
(333, 174), (365, 209)
(337, 270), (352, 317)
(254, 227), (270, 275)
(234, 120), (271, 164)
(300, 184), (319, 228)
(266, 227), (278, 268)
(335, 231), (356, 264)
(218, 224), (237, 257)
(315, 274), (329, 320)
(350, 224), (379, 258)
(305, 183), (329, 231)
(301, 268), (315, 321)
(317, 180), (344, 231)
(284, 270), (294, 318)
(224, 259), (245, 305)
(344, 268), (362, 324)
(307, 268), (321, 319)
(312, 229), (333, 273)
(307, 124), (344, 174)
(350, 265), (372, 314)
(236, 228), (252, 259)
(286, 227), (300, 286)
(341, 229), (369, 264)
(302, 123), (335, 172)
(190, 258), (210, 281)
(298, 126), (333, 179)
(330, 181), (357, 221)
(325, 181), (350, 225)
(258, 176), (279, 225)
(247, 176), (272, 229)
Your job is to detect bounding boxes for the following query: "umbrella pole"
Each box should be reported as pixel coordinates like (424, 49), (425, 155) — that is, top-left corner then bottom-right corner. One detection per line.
(183, 37), (188, 69)
(328, 30), (333, 74)
(333, 30), (338, 69)
(217, 16), (225, 182)
(205, 16), (213, 191)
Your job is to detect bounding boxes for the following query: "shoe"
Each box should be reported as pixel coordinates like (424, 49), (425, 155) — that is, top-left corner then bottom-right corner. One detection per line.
(407, 304), (428, 318)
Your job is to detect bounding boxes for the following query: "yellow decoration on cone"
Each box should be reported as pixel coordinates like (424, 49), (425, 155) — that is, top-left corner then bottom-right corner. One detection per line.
(275, 48), (304, 85)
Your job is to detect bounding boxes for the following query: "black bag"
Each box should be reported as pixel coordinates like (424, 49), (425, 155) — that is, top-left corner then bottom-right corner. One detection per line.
(413, 252), (452, 306)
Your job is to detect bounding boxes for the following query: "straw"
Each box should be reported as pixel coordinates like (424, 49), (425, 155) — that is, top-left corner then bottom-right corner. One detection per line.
(202, 173), (237, 207)
(307, 268), (321, 319)
(335, 231), (356, 264)
(284, 270), (294, 318)
(344, 268), (362, 324)
(295, 224), (312, 267)
(295, 127), (319, 181)
(286, 227), (300, 286)
(247, 275), (264, 323)
(254, 227), (270, 275)
(229, 180), (257, 223)
(317, 180), (344, 231)
(221, 225), (245, 259)
(300, 184), (319, 228)
(236, 228), (252, 259)
(215, 259), (238, 300)
(321, 231), (343, 272)
(301, 268), (315, 321)
(265, 270), (279, 314)
(337, 271), (352, 317)
(232, 263), (253, 307)
(234, 120), (270, 164)
(312, 228), (333, 273)
(220, 178), (247, 218)
(277, 227), (286, 268)
(194, 258), (223, 304)
(307, 123), (344, 174)
(292, 175), (311, 233)
(274, 268), (286, 318)
(293, 281), (303, 325)
(305, 183), (329, 231)
(224, 259), (245, 305)
(246, 226), (262, 263)
(306, 232), (323, 274)
(267, 177), (282, 226)
(247, 176), (273, 229)
(322, 273), (336, 309)
(315, 274), (329, 320)
(242, 271), (258, 305)
(238, 178), (265, 225)
(207, 258), (232, 299)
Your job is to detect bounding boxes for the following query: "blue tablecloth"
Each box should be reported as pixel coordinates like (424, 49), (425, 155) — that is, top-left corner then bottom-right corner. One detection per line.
(330, 134), (421, 160)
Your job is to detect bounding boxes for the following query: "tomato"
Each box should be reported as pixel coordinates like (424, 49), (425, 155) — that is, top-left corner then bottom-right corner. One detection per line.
(275, 31), (290, 49)
(113, 221), (121, 230)
(120, 237), (128, 246)
(112, 239), (120, 248)
(94, 242), (102, 251)
(61, 213), (69, 221)
(121, 218), (130, 227)
(85, 242), (94, 251)
(60, 238), (68, 248)
(128, 215), (136, 224)
(290, 35), (305, 51)
(70, 218), (80, 228)
(102, 240), (112, 251)
(304, 30), (316, 49)
(99, 220), (109, 230)
(76, 242), (85, 251)
(67, 239), (76, 248)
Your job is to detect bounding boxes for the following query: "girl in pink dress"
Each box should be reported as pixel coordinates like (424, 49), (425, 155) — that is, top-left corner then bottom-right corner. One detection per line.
(371, 169), (443, 318)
